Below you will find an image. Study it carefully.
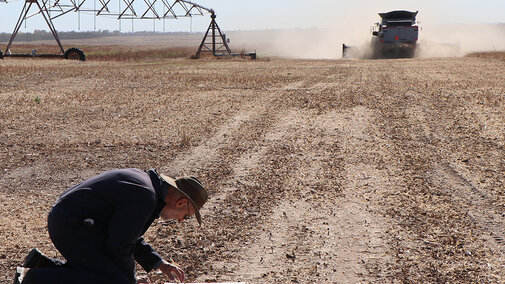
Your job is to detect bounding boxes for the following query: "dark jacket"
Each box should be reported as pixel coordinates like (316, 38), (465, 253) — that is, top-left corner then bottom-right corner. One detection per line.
(50, 168), (169, 281)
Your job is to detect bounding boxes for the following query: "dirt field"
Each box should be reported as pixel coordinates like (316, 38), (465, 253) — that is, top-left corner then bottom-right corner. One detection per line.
(0, 55), (504, 283)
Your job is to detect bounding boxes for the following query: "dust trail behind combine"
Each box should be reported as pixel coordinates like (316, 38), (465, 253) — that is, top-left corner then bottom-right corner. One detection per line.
(228, 21), (505, 59)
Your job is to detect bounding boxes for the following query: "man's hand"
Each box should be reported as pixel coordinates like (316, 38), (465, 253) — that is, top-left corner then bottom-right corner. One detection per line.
(158, 260), (185, 283)
(136, 275), (151, 284)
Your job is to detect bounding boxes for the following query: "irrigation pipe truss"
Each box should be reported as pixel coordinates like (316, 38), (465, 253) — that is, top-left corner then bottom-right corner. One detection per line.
(0, 0), (256, 59)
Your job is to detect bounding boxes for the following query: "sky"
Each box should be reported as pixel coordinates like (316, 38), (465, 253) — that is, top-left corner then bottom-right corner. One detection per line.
(0, 0), (504, 34)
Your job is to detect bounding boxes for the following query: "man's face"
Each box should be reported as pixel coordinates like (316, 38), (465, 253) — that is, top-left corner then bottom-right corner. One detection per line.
(160, 197), (196, 223)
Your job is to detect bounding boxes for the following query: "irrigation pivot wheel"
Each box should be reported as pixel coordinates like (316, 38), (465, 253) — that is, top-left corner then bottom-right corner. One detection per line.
(64, 47), (86, 61)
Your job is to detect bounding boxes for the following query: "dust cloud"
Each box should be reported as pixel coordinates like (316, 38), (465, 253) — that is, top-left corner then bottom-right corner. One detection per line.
(228, 23), (505, 59)
(416, 23), (505, 57)
(227, 26), (371, 59)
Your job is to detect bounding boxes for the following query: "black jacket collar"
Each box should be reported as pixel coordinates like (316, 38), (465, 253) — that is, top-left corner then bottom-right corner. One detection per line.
(145, 169), (168, 225)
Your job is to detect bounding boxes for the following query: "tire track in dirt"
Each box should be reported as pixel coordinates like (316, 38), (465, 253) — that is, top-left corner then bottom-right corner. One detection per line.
(407, 100), (505, 271)
(159, 96), (271, 176)
(143, 91), (287, 282)
(198, 107), (337, 283)
(191, 108), (301, 283)
(431, 163), (505, 253)
(195, 107), (294, 214)
(325, 106), (393, 282)
(379, 97), (505, 282)
(200, 106), (392, 283)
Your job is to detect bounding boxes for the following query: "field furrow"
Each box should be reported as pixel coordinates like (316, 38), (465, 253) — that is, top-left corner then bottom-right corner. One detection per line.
(1, 56), (504, 283)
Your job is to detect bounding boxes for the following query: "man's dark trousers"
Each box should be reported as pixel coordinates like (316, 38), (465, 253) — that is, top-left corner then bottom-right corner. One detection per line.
(23, 209), (132, 284)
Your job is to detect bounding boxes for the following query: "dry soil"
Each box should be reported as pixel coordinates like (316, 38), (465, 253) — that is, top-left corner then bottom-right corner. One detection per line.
(0, 55), (504, 283)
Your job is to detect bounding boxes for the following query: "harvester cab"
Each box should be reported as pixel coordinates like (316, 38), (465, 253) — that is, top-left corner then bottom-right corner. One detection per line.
(373, 10), (418, 44)
(343, 10), (419, 59)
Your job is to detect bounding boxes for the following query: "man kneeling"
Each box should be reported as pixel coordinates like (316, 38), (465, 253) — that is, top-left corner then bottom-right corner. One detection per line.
(14, 168), (208, 284)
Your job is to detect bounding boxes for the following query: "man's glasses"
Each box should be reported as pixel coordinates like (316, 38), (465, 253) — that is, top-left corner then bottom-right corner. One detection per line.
(184, 201), (193, 220)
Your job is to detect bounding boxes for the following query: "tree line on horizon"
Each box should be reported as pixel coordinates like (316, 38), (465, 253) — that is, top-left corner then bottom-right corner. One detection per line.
(0, 30), (198, 42)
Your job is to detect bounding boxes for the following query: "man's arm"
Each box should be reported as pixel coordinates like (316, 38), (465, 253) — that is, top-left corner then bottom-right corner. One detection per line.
(105, 182), (156, 280)
(133, 239), (185, 282)
(133, 237), (163, 271)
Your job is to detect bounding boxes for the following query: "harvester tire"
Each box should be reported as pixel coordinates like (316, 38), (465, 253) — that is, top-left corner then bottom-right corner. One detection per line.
(64, 47), (86, 61)
(0, 50), (3, 59)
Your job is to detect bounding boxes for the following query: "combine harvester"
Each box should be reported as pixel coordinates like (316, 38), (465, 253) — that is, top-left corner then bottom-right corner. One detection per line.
(343, 10), (419, 59)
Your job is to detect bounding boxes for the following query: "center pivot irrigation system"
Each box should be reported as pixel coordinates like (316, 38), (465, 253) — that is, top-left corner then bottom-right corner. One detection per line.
(0, 0), (256, 60)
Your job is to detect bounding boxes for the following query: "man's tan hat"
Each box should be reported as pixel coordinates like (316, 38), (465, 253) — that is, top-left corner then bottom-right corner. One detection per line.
(159, 174), (208, 225)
